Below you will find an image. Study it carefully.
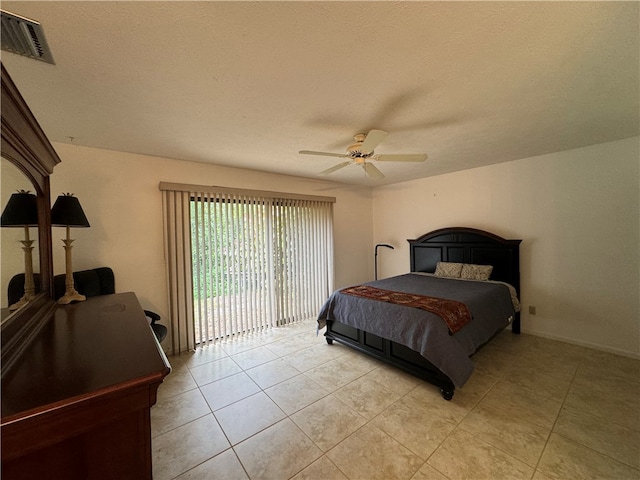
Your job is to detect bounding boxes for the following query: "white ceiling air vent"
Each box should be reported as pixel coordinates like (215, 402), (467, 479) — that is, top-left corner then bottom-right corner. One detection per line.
(1, 10), (54, 64)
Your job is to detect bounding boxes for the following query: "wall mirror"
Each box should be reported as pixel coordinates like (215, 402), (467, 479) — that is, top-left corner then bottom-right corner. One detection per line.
(1, 157), (40, 320)
(1, 63), (60, 373)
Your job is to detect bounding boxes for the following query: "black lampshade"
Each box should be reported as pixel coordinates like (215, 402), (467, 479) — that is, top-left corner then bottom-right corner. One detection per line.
(1, 190), (38, 227)
(51, 194), (90, 227)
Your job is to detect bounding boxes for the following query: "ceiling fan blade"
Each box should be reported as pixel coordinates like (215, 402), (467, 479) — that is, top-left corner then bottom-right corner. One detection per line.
(319, 161), (351, 175)
(359, 129), (388, 154)
(375, 153), (428, 162)
(363, 162), (385, 179)
(299, 150), (348, 158)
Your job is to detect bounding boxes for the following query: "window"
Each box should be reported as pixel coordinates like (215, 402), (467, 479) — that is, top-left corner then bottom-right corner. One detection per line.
(161, 183), (334, 353)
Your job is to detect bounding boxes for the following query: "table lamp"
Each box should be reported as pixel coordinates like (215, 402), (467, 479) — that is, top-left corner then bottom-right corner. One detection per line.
(51, 193), (90, 304)
(1, 190), (38, 310)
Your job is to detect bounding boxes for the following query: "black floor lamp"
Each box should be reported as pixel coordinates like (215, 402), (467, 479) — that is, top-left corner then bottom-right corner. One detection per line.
(374, 243), (394, 280)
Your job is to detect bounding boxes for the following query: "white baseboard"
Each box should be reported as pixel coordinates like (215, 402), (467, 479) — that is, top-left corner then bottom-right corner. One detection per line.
(518, 327), (640, 360)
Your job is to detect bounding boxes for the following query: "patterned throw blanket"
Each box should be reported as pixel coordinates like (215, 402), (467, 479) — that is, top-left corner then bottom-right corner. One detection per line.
(340, 285), (472, 334)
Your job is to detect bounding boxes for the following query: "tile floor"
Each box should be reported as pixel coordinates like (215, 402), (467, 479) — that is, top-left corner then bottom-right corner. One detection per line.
(151, 319), (640, 480)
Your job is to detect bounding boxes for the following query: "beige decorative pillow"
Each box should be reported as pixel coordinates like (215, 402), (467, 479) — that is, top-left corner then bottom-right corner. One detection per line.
(434, 262), (463, 278)
(461, 263), (493, 281)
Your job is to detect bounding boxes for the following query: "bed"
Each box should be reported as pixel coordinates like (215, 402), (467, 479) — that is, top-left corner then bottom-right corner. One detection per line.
(317, 227), (521, 400)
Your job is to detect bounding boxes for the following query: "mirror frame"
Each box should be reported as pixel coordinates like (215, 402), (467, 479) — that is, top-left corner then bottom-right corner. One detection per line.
(1, 63), (61, 373)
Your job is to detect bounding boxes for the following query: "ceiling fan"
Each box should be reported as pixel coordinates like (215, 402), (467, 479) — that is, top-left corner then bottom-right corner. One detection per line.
(299, 129), (427, 179)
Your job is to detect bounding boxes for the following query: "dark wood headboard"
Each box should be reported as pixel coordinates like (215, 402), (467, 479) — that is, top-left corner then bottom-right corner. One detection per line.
(408, 227), (522, 297)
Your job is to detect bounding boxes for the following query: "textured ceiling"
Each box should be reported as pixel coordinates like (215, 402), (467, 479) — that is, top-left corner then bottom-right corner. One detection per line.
(1, 1), (638, 186)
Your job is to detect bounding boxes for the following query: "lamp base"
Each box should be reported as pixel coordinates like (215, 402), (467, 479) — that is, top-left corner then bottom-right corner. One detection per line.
(58, 289), (86, 305)
(9, 294), (33, 311)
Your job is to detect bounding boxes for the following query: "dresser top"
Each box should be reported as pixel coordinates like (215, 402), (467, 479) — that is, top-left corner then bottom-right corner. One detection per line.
(1, 292), (170, 422)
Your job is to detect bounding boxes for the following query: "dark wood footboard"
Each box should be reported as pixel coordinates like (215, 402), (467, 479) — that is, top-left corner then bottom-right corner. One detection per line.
(325, 319), (455, 400)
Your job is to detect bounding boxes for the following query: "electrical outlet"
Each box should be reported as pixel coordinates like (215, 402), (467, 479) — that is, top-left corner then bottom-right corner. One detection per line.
(528, 305), (536, 315)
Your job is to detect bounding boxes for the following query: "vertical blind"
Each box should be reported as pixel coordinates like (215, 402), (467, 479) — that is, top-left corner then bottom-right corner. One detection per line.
(161, 183), (334, 353)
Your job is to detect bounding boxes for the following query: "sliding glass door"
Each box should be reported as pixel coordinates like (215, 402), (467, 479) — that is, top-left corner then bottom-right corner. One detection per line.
(190, 193), (333, 344)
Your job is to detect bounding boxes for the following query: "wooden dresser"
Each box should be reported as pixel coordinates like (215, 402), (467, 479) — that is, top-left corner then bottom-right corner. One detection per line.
(1, 292), (171, 480)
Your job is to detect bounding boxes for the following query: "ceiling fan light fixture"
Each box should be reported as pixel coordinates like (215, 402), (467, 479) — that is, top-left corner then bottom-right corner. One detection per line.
(347, 142), (361, 154)
(347, 134), (371, 157)
(299, 128), (427, 179)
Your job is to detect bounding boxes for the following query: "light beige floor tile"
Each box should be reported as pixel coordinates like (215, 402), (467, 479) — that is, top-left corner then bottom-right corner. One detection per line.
(472, 347), (520, 378)
(574, 365), (640, 397)
(499, 363), (573, 400)
(290, 455), (348, 480)
(291, 394), (367, 452)
(327, 424), (423, 480)
(220, 335), (267, 355)
(265, 331), (320, 357)
(427, 428), (534, 480)
(453, 369), (499, 410)
(179, 345), (228, 368)
(303, 365), (359, 392)
(200, 371), (261, 411)
(554, 406), (640, 468)
(214, 391), (286, 445)
(364, 363), (421, 396)
(514, 350), (580, 379)
(481, 330), (535, 356)
(476, 334), (583, 382)
(304, 353), (378, 392)
(372, 395), (456, 460)
(580, 350), (640, 384)
(458, 403), (549, 467)
(282, 341), (347, 372)
(234, 419), (322, 480)
(188, 356), (242, 386)
(156, 361), (198, 402)
(283, 318), (314, 330)
(166, 354), (185, 368)
(245, 357), (301, 389)
(521, 336), (593, 365)
(334, 375), (402, 420)
(260, 325), (300, 345)
(404, 382), (470, 425)
(480, 379), (562, 430)
(567, 372), (640, 431)
(174, 449), (248, 479)
(255, 325), (300, 344)
(532, 470), (555, 480)
(152, 414), (230, 480)
(538, 433), (640, 480)
(230, 345), (279, 370)
(163, 354), (184, 373)
(265, 374), (329, 415)
(411, 463), (449, 480)
(151, 388), (211, 437)
(151, 329), (639, 480)
(521, 333), (578, 353)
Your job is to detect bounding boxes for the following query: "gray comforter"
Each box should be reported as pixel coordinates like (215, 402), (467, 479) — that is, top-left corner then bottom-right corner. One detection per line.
(317, 273), (516, 387)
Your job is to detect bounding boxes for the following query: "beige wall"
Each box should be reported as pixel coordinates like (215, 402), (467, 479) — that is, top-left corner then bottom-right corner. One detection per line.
(373, 137), (639, 357)
(49, 144), (373, 350)
(45, 137), (639, 357)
